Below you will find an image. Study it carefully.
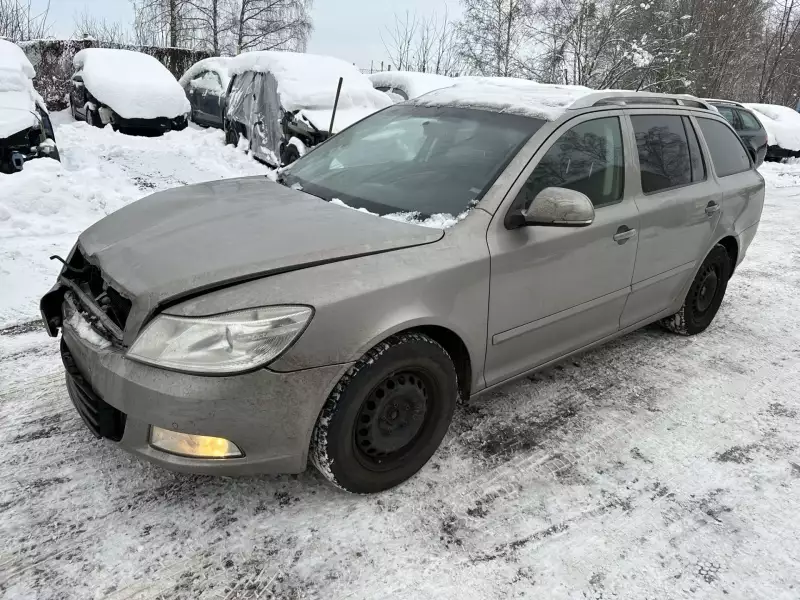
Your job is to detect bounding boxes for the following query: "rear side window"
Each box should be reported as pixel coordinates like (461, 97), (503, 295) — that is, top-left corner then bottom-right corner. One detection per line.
(517, 117), (625, 209)
(683, 117), (706, 183)
(697, 118), (751, 177)
(631, 114), (692, 194)
(737, 110), (761, 131)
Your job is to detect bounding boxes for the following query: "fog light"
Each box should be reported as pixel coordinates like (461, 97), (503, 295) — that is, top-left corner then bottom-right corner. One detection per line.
(150, 426), (243, 458)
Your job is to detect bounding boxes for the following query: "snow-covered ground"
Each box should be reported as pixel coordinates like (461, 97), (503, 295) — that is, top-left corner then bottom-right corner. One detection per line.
(0, 112), (267, 326)
(1, 119), (800, 599)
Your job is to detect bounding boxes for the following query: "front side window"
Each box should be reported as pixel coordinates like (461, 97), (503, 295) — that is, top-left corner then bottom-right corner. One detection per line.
(715, 106), (737, 128)
(515, 117), (625, 210)
(697, 118), (752, 177)
(631, 114), (692, 194)
(282, 105), (543, 218)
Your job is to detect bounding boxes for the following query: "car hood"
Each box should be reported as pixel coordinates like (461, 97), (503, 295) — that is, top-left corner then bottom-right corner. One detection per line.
(76, 176), (443, 334)
(0, 97), (38, 139)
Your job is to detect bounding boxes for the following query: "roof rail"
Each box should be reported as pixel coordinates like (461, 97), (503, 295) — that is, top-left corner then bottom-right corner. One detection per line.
(568, 91), (715, 111)
(703, 98), (746, 108)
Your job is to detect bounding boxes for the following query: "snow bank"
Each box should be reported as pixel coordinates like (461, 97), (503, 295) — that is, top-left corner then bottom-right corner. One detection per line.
(744, 103), (800, 151)
(0, 39), (42, 138)
(330, 198), (467, 229)
(413, 77), (594, 120)
(0, 111), (268, 325)
(368, 71), (454, 100)
(73, 48), (190, 120)
(179, 56), (232, 93)
(228, 51), (390, 132)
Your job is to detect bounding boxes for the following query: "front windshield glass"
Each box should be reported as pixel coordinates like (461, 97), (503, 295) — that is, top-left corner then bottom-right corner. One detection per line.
(282, 105), (544, 218)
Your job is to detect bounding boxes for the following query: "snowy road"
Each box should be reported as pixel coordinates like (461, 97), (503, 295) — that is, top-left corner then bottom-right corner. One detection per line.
(1, 120), (800, 599)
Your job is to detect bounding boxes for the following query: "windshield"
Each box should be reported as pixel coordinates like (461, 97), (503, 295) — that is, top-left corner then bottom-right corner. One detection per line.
(281, 105), (544, 218)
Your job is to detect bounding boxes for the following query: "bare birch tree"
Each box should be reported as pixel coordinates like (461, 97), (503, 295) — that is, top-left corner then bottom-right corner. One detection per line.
(0, 0), (51, 41)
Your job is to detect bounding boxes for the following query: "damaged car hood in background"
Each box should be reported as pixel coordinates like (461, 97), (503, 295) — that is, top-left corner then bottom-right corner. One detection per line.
(76, 176), (443, 332)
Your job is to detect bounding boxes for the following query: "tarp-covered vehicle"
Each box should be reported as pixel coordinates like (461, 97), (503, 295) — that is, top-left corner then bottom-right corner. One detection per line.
(70, 48), (189, 136)
(224, 51), (391, 166)
(0, 39), (59, 174)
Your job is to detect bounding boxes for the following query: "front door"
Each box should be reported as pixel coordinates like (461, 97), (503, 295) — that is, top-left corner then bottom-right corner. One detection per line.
(620, 111), (721, 328)
(484, 113), (640, 386)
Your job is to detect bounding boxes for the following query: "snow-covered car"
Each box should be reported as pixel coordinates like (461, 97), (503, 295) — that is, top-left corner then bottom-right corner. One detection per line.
(743, 103), (800, 161)
(368, 71), (454, 102)
(179, 57), (231, 129)
(70, 48), (190, 135)
(224, 51), (392, 166)
(0, 39), (59, 174)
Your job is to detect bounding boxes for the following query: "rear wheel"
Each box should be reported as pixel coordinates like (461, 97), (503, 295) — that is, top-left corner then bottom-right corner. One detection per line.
(310, 333), (458, 493)
(661, 244), (731, 336)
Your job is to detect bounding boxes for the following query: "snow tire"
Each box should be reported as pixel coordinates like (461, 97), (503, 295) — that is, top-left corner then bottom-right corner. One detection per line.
(310, 332), (458, 494)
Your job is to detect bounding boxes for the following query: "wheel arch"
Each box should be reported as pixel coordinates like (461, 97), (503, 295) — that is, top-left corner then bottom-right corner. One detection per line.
(715, 235), (739, 274)
(349, 320), (477, 401)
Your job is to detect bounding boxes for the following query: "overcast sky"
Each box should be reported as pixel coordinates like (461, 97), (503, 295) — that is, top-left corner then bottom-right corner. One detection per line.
(38, 0), (461, 68)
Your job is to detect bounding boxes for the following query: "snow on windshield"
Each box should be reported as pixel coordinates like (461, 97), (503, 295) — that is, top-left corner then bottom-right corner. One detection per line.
(179, 56), (232, 92)
(331, 198), (468, 230)
(73, 48), (190, 120)
(227, 50), (390, 132)
(368, 71), (454, 99)
(413, 77), (594, 120)
(0, 39), (42, 138)
(745, 103), (800, 151)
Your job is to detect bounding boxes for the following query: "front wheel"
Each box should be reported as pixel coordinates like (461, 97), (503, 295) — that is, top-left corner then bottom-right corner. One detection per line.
(310, 333), (458, 493)
(661, 244), (731, 336)
(280, 143), (300, 166)
(224, 119), (240, 146)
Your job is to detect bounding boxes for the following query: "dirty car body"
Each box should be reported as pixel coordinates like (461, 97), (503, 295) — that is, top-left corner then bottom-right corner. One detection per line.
(42, 82), (764, 493)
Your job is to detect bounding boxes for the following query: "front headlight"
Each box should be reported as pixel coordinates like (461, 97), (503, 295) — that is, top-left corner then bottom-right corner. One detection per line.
(127, 306), (312, 374)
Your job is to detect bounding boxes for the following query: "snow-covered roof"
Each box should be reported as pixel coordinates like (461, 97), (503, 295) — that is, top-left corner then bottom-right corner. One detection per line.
(412, 77), (595, 120)
(368, 71), (454, 100)
(179, 56), (233, 91)
(73, 48), (190, 120)
(744, 103), (800, 151)
(0, 39), (43, 138)
(228, 50), (391, 116)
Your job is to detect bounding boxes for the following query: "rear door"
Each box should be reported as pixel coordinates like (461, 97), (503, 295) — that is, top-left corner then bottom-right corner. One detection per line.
(695, 117), (764, 245)
(620, 111), (721, 328)
(733, 108), (768, 164)
(70, 73), (85, 119)
(484, 112), (640, 385)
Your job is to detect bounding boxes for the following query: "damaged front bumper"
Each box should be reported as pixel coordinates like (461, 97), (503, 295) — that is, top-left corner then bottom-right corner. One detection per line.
(52, 293), (351, 475)
(41, 251), (351, 476)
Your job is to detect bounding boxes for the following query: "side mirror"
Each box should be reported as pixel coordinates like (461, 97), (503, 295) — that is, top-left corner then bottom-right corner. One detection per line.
(511, 187), (595, 228)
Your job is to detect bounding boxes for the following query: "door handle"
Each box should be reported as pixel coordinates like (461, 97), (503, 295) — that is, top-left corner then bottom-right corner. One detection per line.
(613, 227), (637, 244)
(705, 201), (721, 216)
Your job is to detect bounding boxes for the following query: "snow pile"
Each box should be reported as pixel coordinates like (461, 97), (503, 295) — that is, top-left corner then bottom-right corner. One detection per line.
(331, 198), (467, 229)
(73, 48), (190, 120)
(414, 77), (594, 120)
(0, 39), (43, 138)
(368, 71), (454, 100)
(228, 51), (391, 132)
(0, 111), (268, 326)
(744, 103), (800, 151)
(179, 56), (232, 93)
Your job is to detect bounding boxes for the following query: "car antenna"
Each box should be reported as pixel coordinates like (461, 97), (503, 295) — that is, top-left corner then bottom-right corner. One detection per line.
(328, 77), (343, 136)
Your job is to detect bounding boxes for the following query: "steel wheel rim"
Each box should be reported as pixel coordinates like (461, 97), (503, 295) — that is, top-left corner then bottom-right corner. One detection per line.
(693, 263), (721, 315)
(354, 370), (432, 469)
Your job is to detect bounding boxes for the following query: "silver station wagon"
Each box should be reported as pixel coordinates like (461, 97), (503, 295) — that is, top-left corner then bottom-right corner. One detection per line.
(41, 81), (764, 493)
